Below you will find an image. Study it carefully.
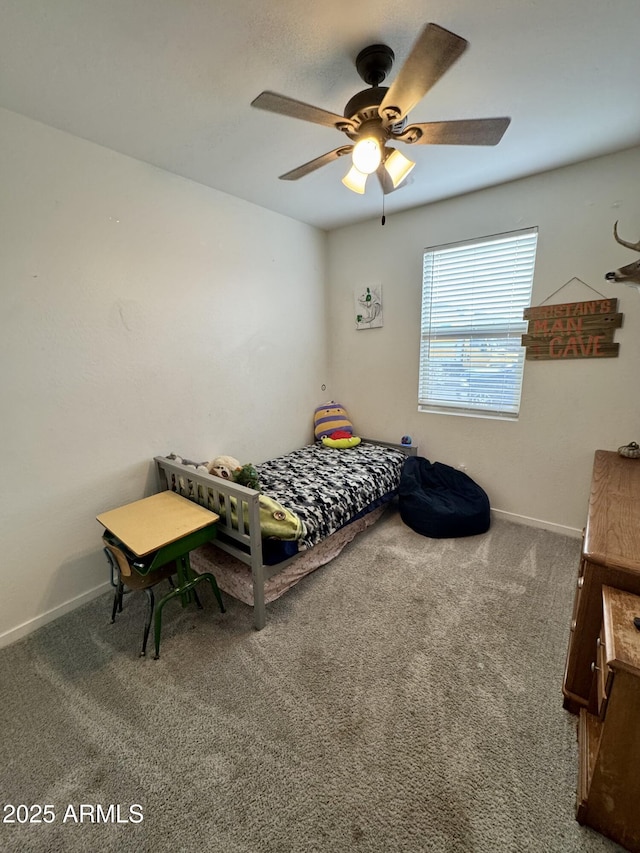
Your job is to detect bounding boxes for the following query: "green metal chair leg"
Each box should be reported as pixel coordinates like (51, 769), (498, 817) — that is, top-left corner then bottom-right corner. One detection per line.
(152, 543), (224, 659)
(181, 554), (223, 612)
(152, 571), (225, 659)
(153, 589), (174, 660)
(111, 579), (124, 623)
(199, 572), (225, 613)
(141, 587), (154, 657)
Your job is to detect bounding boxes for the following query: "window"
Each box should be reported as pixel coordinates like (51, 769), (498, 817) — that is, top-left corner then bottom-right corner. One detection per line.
(419, 227), (538, 419)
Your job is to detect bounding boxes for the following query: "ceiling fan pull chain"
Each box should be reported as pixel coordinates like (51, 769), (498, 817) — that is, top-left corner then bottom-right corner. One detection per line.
(381, 193), (386, 226)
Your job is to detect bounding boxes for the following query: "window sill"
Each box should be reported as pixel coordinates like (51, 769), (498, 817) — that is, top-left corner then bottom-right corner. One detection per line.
(418, 405), (519, 422)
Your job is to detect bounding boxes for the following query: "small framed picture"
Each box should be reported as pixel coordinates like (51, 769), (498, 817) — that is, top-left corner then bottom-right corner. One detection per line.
(355, 285), (383, 329)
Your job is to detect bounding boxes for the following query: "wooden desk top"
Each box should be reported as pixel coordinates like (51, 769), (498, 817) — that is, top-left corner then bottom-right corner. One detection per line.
(97, 491), (219, 557)
(583, 450), (640, 573)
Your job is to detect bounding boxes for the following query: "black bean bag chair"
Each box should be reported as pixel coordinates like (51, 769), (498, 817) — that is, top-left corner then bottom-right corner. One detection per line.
(399, 456), (490, 538)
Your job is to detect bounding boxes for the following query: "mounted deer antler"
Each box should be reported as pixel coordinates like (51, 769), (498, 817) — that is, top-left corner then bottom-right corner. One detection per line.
(606, 221), (640, 287)
(612, 221), (640, 252)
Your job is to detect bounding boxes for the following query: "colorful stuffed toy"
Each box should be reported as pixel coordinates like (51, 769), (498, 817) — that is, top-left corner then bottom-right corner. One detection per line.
(314, 401), (353, 439)
(313, 402), (361, 448)
(234, 463), (260, 490)
(322, 432), (361, 449)
(208, 456), (261, 491)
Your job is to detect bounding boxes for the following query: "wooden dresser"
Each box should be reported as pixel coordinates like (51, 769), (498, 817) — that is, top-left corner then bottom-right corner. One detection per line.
(563, 449), (640, 714)
(576, 586), (640, 851)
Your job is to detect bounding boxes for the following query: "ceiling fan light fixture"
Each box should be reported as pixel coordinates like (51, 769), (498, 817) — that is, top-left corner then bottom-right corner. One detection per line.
(352, 137), (382, 175)
(384, 148), (416, 188)
(252, 23), (511, 203)
(342, 165), (368, 194)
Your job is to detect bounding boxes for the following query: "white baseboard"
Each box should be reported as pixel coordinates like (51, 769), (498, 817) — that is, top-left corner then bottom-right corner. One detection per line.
(0, 581), (111, 650)
(492, 508), (582, 539)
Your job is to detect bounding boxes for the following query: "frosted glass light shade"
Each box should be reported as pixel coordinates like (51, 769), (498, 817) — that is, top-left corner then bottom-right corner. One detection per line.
(384, 148), (416, 188)
(352, 137), (382, 174)
(342, 165), (368, 194)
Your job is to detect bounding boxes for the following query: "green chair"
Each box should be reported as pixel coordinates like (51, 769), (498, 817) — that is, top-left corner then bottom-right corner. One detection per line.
(103, 538), (176, 657)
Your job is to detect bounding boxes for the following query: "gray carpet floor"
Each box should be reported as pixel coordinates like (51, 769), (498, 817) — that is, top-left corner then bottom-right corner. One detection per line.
(0, 511), (625, 853)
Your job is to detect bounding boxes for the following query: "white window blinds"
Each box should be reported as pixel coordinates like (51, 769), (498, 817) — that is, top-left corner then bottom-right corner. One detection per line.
(419, 227), (538, 419)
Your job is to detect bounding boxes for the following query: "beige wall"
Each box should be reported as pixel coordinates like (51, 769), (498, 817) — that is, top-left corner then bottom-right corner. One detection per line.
(0, 108), (328, 645)
(327, 147), (640, 534)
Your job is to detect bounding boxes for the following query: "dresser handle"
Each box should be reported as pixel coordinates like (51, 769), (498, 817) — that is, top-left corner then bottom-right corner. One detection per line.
(596, 637), (602, 648)
(570, 619), (577, 632)
(577, 577), (584, 589)
(591, 661), (599, 673)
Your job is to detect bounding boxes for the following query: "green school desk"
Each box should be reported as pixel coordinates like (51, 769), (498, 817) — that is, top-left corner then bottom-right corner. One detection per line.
(97, 491), (224, 658)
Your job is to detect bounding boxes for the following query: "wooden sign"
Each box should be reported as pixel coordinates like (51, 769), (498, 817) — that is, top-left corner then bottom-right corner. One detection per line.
(522, 298), (622, 361)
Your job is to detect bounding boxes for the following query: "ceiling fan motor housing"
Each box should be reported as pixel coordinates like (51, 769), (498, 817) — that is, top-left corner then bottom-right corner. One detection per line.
(355, 44), (395, 86)
(343, 86), (407, 137)
(344, 86), (387, 123)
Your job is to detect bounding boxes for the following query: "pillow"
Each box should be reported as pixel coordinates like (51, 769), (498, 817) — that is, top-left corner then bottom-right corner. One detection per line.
(313, 401), (354, 440)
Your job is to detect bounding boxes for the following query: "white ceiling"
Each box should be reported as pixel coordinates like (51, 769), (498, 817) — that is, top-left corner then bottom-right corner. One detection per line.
(2, 0), (640, 231)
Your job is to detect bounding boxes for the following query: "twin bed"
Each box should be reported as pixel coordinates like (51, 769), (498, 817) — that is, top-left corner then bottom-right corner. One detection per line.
(154, 439), (416, 628)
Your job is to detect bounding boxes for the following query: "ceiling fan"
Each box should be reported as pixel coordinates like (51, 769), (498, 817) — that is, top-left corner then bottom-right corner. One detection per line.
(251, 23), (511, 195)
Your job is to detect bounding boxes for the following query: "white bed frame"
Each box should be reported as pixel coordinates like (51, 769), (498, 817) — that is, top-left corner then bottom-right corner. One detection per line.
(154, 439), (417, 629)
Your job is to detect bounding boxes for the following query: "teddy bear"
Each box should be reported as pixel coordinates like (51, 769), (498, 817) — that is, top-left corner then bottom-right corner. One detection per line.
(207, 455), (241, 480)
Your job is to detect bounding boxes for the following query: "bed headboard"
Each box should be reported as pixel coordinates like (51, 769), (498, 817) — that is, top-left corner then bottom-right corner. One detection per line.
(154, 456), (262, 568)
(361, 438), (418, 457)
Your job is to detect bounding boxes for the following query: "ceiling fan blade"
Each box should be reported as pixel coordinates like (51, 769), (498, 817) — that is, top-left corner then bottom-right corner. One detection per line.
(379, 24), (468, 124)
(252, 91), (355, 132)
(397, 117), (511, 146)
(279, 146), (353, 181)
